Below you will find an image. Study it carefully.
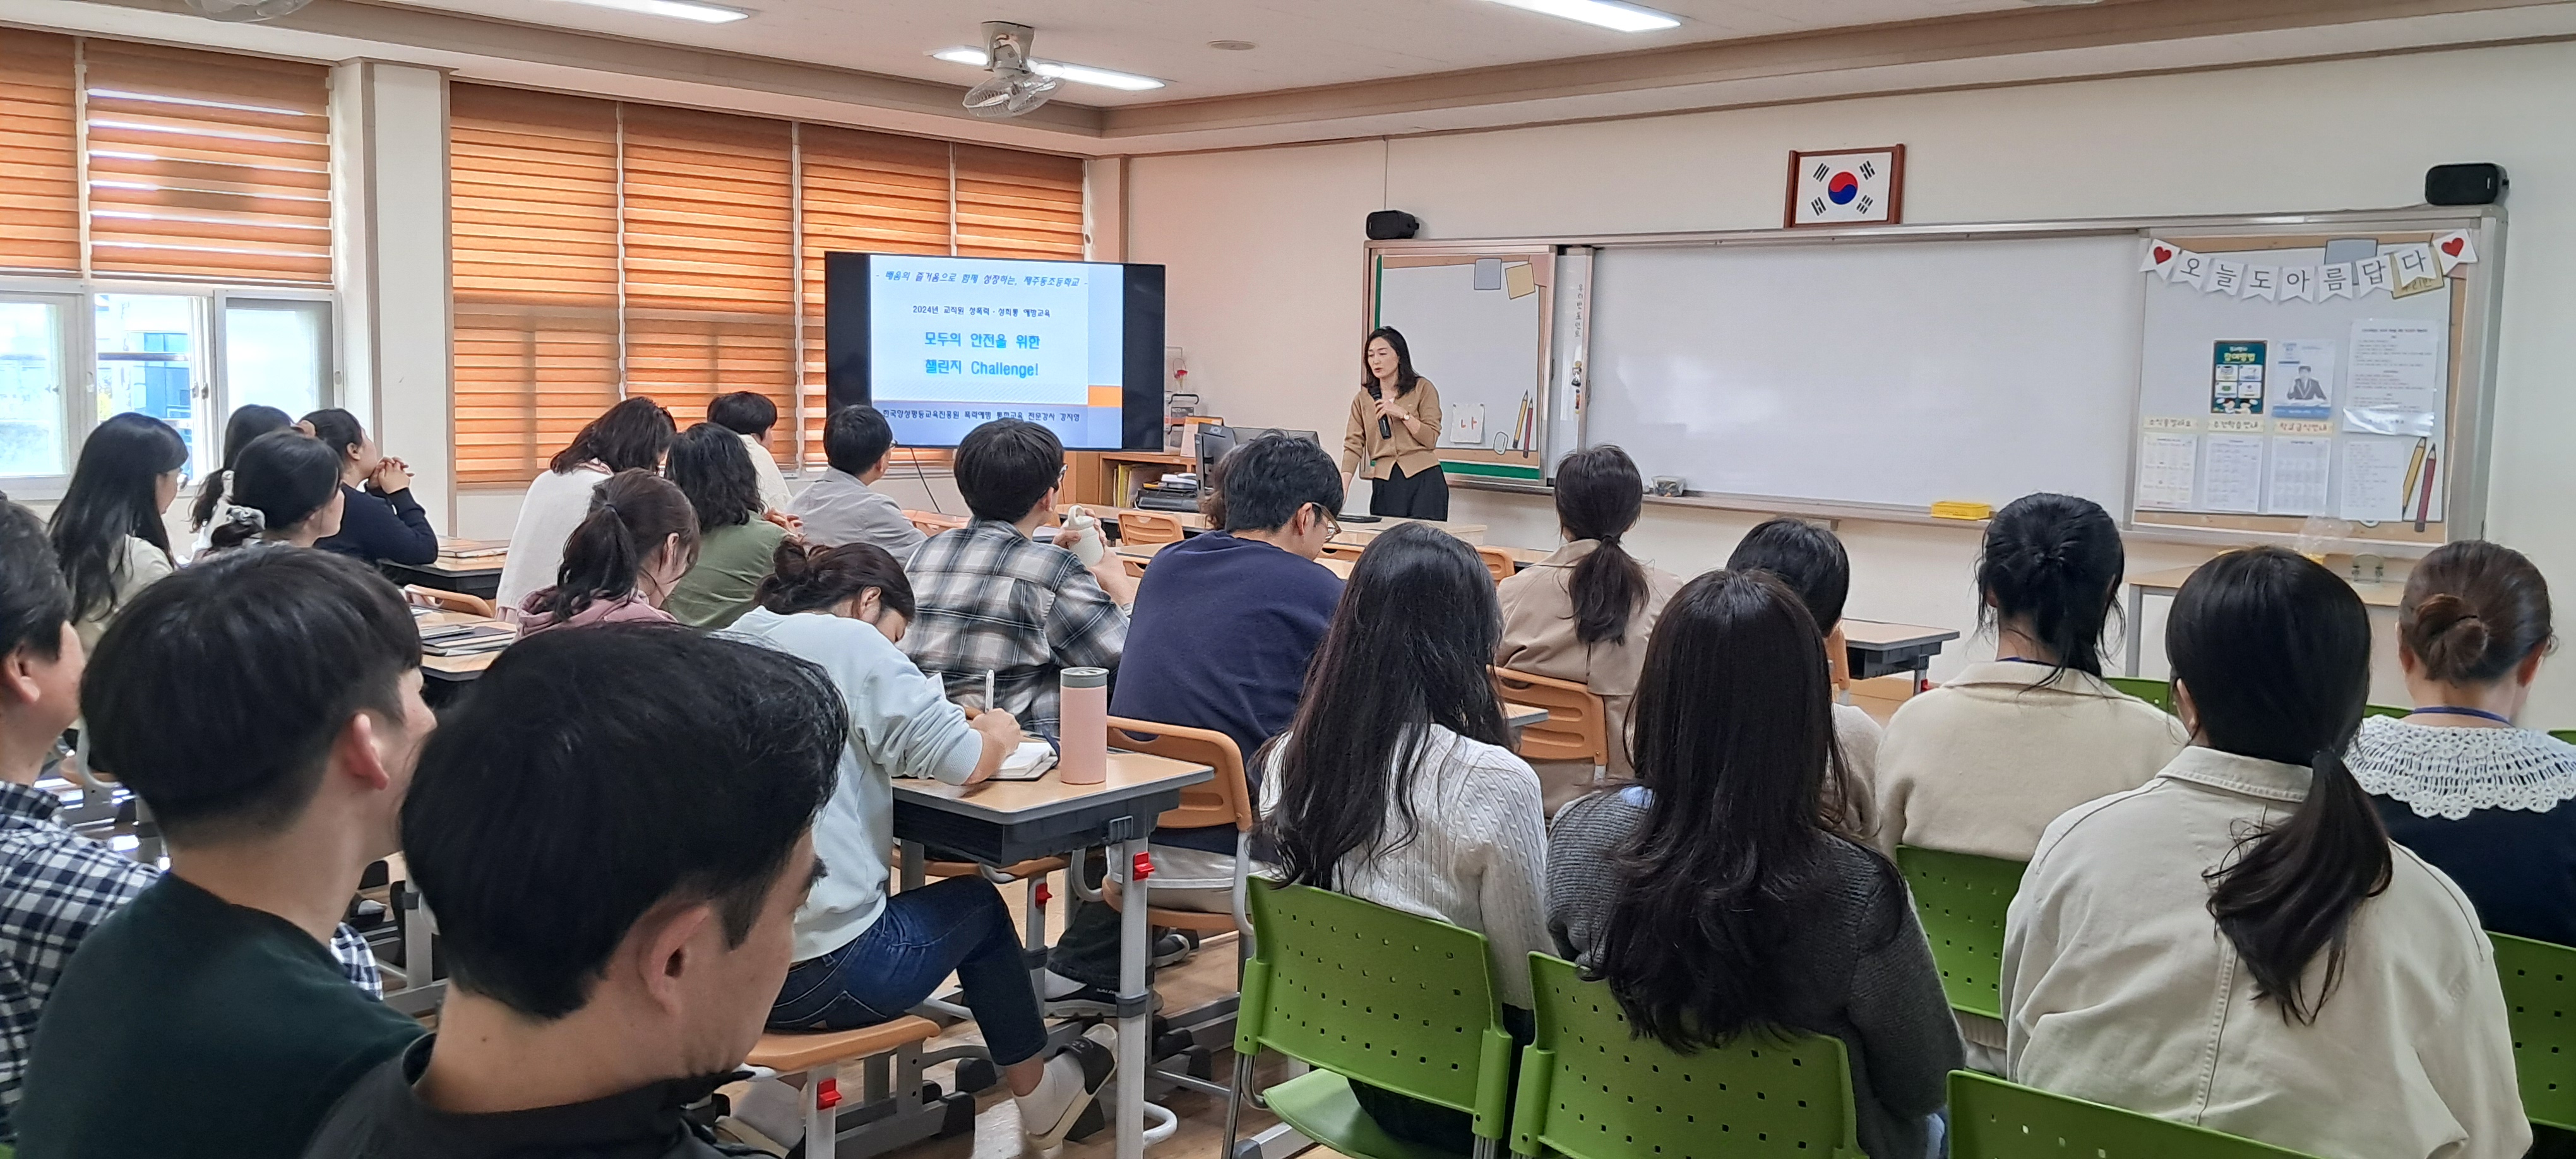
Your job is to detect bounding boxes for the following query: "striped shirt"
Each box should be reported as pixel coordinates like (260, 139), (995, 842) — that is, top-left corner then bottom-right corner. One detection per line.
(899, 520), (1126, 732)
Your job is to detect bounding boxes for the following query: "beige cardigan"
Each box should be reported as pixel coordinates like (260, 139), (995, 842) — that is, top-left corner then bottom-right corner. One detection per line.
(1871, 660), (2186, 862)
(1495, 540), (1683, 790)
(1340, 379), (1443, 481)
(2006, 746), (2529, 1159)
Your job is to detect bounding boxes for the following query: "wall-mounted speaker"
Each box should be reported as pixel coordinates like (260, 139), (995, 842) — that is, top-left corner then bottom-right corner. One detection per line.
(2426, 163), (2507, 206)
(1366, 210), (1420, 241)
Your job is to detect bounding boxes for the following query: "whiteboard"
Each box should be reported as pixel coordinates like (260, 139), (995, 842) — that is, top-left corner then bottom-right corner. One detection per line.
(1376, 260), (1545, 453)
(1582, 236), (2144, 511)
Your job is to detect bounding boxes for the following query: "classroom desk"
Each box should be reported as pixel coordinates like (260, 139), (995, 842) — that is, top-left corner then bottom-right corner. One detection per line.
(385, 542), (508, 600)
(893, 753), (1214, 1159)
(1115, 543), (1356, 580)
(2123, 562), (2407, 676)
(1840, 619), (1962, 687)
(415, 609), (516, 685)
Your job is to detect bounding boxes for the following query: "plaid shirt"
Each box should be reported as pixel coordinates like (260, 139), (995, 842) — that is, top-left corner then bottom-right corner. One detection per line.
(0, 782), (380, 1143)
(901, 520), (1127, 732)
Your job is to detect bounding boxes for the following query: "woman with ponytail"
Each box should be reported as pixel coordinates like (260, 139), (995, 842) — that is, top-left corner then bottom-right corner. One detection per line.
(1496, 445), (1681, 809)
(719, 544), (1113, 1154)
(189, 404), (292, 543)
(2351, 540), (2576, 944)
(2005, 547), (2525, 1158)
(514, 470), (696, 636)
(201, 430), (346, 556)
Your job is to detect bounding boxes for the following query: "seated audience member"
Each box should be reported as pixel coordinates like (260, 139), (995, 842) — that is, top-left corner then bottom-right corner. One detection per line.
(516, 470), (699, 636)
(20, 549), (431, 1157)
(1549, 569), (1961, 1159)
(1263, 523), (1547, 1151)
(720, 544), (1112, 1151)
(190, 403), (294, 548)
(903, 419), (1136, 732)
(202, 429), (348, 555)
(47, 412), (186, 648)
(1726, 517), (1881, 838)
(707, 389), (793, 514)
(2353, 540), (2576, 944)
(300, 627), (841, 1158)
(2005, 547), (2526, 1159)
(496, 398), (675, 610)
(0, 502), (153, 1144)
(1495, 446), (1682, 810)
(1043, 435), (1347, 1007)
(664, 424), (788, 630)
(1873, 492), (2183, 860)
(302, 409), (438, 566)
(789, 405), (926, 557)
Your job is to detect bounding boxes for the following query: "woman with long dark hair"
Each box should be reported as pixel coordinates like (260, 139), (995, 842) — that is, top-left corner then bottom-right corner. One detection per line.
(201, 430), (345, 554)
(515, 469), (697, 635)
(1495, 445), (1679, 807)
(2352, 540), (2576, 944)
(1549, 569), (1960, 1159)
(48, 413), (187, 647)
(494, 397), (674, 610)
(662, 423), (788, 629)
(189, 404), (292, 539)
(1262, 521), (1546, 1149)
(302, 408), (437, 566)
(2005, 547), (2525, 1158)
(1339, 326), (1447, 520)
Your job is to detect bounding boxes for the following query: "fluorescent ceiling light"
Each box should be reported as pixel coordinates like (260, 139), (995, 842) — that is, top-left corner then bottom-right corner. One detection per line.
(930, 47), (1166, 92)
(546, 0), (751, 24)
(1480, 0), (1679, 32)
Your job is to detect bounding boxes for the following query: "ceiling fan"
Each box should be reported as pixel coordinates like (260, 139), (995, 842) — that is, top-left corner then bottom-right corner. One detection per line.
(182, 0), (313, 21)
(962, 21), (1059, 119)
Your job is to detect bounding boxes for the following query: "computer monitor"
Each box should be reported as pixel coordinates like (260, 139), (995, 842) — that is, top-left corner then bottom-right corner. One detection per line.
(1196, 425), (1321, 468)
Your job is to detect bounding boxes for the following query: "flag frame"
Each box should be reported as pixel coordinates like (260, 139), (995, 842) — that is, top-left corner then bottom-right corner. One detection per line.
(1785, 145), (1906, 229)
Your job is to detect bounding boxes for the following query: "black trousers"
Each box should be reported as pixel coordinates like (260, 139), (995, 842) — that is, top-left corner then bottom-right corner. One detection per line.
(1368, 463), (1450, 520)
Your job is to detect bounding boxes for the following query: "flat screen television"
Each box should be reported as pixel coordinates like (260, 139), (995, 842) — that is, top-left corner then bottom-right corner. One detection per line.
(825, 251), (1165, 450)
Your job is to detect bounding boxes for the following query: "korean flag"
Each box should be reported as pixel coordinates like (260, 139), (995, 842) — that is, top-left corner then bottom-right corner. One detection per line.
(1791, 148), (1902, 226)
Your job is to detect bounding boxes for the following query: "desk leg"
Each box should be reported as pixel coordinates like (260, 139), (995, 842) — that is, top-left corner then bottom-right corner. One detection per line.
(2125, 585), (2146, 678)
(1115, 835), (1150, 1159)
(899, 840), (927, 893)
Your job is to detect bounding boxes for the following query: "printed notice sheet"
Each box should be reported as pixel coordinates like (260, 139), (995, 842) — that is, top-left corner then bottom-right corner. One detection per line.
(2344, 319), (2444, 437)
(2264, 436), (2331, 516)
(2339, 436), (2417, 522)
(2201, 435), (2264, 514)
(2137, 434), (2197, 510)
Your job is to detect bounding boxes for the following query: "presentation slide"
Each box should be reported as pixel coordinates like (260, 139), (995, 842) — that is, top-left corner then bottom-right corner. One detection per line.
(865, 254), (1130, 448)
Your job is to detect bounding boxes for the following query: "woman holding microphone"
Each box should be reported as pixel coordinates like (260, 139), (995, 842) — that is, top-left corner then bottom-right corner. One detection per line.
(1343, 326), (1448, 520)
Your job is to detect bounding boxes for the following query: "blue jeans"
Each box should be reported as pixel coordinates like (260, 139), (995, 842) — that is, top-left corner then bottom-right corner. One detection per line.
(767, 876), (1047, 1067)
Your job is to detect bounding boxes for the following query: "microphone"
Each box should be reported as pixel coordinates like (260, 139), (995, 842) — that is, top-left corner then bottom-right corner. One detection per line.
(1368, 383), (1391, 439)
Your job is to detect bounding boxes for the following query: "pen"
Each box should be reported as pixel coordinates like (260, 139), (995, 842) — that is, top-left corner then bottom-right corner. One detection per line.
(984, 669), (995, 711)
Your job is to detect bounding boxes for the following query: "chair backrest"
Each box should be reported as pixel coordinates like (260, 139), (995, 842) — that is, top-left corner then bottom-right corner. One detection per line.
(2552, 729), (2576, 746)
(1107, 716), (1251, 833)
(903, 509), (966, 536)
(1237, 880), (1516, 1137)
(1948, 1070), (2318, 1157)
(1475, 545), (1515, 583)
(2364, 703), (2410, 719)
(2493, 931), (2576, 1132)
(1121, 511), (1186, 546)
(2103, 675), (2173, 713)
(1512, 954), (1861, 1159)
(1894, 845), (2026, 1021)
(404, 585), (497, 619)
(1491, 667), (1608, 766)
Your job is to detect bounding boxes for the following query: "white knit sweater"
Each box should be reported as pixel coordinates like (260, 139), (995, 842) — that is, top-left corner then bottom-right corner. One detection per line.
(1261, 725), (1552, 1007)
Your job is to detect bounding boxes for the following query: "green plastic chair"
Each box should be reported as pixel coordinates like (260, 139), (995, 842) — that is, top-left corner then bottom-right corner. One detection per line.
(2364, 703), (2411, 719)
(2493, 931), (2576, 1132)
(2103, 675), (2172, 712)
(1511, 954), (1859, 1159)
(1225, 879), (1517, 1159)
(1948, 1070), (2318, 1156)
(1895, 846), (2025, 1021)
(2549, 729), (2576, 746)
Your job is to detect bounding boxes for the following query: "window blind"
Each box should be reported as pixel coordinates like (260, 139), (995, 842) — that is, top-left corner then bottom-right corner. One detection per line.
(81, 40), (330, 284)
(449, 86), (619, 487)
(0, 32), (78, 274)
(954, 145), (1085, 261)
(797, 126), (951, 468)
(621, 105), (795, 437)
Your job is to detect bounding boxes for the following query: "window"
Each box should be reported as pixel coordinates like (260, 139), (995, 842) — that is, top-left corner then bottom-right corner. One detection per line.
(0, 33), (337, 489)
(451, 82), (1088, 487)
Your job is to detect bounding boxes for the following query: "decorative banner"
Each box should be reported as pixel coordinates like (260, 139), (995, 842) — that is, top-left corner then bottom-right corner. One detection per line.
(2138, 237), (2479, 303)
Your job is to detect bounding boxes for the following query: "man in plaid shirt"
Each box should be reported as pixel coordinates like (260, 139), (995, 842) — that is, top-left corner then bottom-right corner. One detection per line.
(0, 502), (385, 1145)
(903, 419), (1138, 732)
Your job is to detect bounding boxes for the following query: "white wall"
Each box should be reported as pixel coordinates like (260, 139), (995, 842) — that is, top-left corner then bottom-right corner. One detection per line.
(1128, 40), (2576, 719)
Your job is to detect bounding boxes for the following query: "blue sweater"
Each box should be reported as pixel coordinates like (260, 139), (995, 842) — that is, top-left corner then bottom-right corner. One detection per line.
(1111, 533), (1342, 854)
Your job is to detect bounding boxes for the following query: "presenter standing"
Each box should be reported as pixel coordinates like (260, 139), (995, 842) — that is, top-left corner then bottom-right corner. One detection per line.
(1342, 326), (1449, 520)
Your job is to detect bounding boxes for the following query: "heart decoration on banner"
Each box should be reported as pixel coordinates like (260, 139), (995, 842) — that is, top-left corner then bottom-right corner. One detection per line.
(2146, 230), (2479, 301)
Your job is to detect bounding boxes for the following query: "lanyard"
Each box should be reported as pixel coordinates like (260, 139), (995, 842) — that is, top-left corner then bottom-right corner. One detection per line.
(2411, 705), (2514, 725)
